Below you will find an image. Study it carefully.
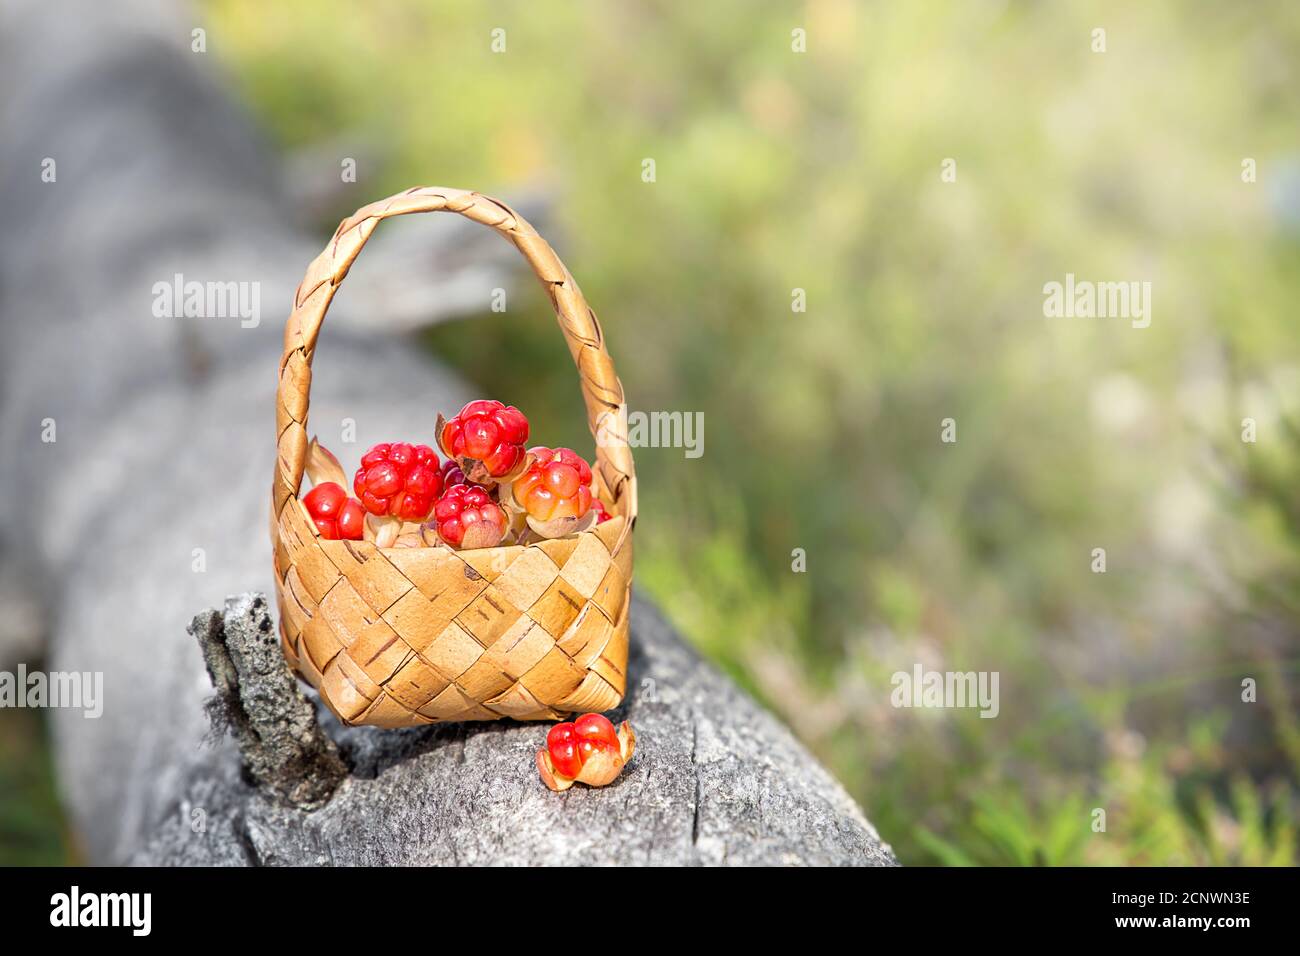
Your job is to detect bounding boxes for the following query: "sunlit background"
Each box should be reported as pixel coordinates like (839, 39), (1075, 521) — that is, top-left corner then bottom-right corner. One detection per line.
(4, 0), (1299, 864)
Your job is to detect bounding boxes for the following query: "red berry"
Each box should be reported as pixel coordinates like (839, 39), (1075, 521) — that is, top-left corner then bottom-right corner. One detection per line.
(336, 502), (366, 539)
(432, 483), (508, 550)
(545, 723), (584, 779)
(302, 482), (365, 540)
(440, 457), (467, 489)
(578, 736), (621, 768)
(438, 400), (530, 482)
(573, 712), (619, 748)
(510, 447), (594, 522)
(353, 442), (442, 521)
(538, 712), (635, 791)
(590, 499), (613, 524)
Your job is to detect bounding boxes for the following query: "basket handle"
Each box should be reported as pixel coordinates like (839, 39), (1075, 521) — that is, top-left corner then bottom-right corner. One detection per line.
(273, 187), (637, 525)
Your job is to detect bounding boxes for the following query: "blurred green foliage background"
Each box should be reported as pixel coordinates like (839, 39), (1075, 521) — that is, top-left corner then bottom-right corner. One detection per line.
(6, 0), (1300, 865)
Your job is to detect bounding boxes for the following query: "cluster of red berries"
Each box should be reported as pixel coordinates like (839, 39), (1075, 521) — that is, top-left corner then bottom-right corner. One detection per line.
(301, 400), (613, 550)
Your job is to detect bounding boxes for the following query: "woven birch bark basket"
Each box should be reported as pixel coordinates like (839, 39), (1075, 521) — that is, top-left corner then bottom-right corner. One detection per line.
(272, 187), (636, 727)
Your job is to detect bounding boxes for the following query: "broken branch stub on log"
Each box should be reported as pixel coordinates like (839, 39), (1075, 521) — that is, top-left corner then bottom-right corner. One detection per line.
(190, 595), (346, 809)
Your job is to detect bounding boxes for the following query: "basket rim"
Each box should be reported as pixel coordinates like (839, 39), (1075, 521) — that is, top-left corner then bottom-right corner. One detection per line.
(288, 508), (631, 557)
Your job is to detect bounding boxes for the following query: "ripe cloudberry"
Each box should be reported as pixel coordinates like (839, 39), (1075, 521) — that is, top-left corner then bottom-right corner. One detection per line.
(437, 400), (530, 484)
(429, 483), (509, 550)
(507, 446), (595, 538)
(352, 442), (443, 521)
(590, 498), (613, 524)
(537, 713), (636, 792)
(302, 482), (365, 540)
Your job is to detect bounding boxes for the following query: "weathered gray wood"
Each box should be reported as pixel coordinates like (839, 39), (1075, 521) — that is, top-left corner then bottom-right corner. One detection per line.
(140, 592), (895, 866)
(0, 0), (896, 866)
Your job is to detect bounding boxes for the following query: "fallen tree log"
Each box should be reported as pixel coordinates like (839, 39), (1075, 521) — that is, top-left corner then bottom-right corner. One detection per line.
(0, 0), (896, 866)
(127, 592), (896, 865)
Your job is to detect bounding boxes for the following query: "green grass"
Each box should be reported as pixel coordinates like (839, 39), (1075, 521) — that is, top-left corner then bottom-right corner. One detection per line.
(201, 0), (1300, 865)
(0, 709), (71, 865)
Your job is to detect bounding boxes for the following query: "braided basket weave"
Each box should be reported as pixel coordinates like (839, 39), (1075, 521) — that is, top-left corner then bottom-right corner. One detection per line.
(272, 187), (636, 727)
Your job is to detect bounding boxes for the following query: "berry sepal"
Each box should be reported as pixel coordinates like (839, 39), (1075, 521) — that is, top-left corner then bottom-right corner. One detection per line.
(536, 714), (636, 792)
(305, 437), (349, 488)
(365, 513), (425, 548)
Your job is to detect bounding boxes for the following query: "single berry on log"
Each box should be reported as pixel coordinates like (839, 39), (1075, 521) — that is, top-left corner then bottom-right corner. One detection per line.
(353, 442), (443, 521)
(302, 482), (365, 540)
(437, 399), (530, 484)
(537, 713), (636, 791)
